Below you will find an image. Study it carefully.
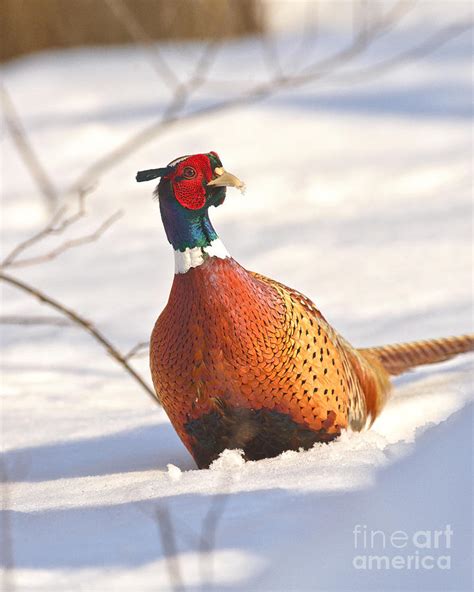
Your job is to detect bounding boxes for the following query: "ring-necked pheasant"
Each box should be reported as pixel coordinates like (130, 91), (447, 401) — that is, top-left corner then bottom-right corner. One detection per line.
(137, 151), (473, 468)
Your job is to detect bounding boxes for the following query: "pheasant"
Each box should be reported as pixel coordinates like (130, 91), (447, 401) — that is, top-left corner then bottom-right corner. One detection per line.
(137, 151), (473, 469)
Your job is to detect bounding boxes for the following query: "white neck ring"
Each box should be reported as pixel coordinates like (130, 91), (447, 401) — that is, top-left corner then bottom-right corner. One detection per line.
(174, 237), (230, 274)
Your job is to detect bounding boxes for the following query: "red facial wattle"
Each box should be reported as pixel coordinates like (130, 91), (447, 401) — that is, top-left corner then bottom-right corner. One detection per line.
(168, 154), (214, 210)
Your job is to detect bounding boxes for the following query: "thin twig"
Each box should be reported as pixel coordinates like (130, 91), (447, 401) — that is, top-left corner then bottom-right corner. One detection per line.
(103, 0), (180, 92)
(104, 0), (219, 128)
(353, 0), (370, 44)
(188, 39), (221, 86)
(124, 341), (149, 361)
(160, 39), (221, 123)
(2, 210), (123, 269)
(66, 2), (456, 195)
(155, 505), (186, 592)
(0, 271), (158, 403)
(0, 457), (15, 592)
(198, 467), (236, 588)
(62, 62), (347, 192)
(295, 0), (416, 79)
(0, 315), (73, 326)
(1, 84), (58, 211)
(357, 0), (418, 44)
(199, 492), (229, 588)
(281, 0), (320, 70)
(324, 19), (474, 85)
(1, 207), (66, 268)
(260, 32), (283, 79)
(1, 187), (92, 268)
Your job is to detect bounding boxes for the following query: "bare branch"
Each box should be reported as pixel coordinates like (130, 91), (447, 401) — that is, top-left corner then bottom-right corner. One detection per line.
(323, 19), (474, 85)
(65, 1), (447, 195)
(349, 0), (417, 48)
(0, 315), (73, 326)
(0, 271), (158, 403)
(0, 187), (92, 268)
(2, 210), (123, 269)
(124, 341), (149, 361)
(281, 0), (321, 70)
(260, 32), (283, 79)
(155, 506), (186, 592)
(296, 0), (417, 80)
(103, 0), (221, 128)
(103, 0), (180, 91)
(188, 39), (221, 86)
(0, 457), (15, 592)
(1, 207), (66, 268)
(199, 493), (229, 587)
(198, 469), (235, 587)
(375, 0), (419, 35)
(1, 83), (58, 211)
(160, 39), (222, 123)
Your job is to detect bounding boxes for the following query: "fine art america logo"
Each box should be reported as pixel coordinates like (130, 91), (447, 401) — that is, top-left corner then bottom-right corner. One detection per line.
(352, 524), (453, 570)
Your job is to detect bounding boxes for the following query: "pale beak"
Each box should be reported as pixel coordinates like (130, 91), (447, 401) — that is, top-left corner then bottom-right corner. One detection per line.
(207, 167), (246, 193)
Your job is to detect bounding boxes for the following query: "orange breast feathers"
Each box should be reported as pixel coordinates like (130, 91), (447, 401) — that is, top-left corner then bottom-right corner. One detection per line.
(150, 257), (375, 452)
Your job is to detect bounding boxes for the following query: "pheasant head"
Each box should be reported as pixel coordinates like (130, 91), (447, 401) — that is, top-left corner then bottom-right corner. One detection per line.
(136, 152), (244, 263)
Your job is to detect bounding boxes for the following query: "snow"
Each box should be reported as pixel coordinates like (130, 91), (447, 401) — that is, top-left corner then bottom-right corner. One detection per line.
(1, 6), (473, 591)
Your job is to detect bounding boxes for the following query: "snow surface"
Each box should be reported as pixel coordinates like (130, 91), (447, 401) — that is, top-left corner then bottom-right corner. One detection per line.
(1, 7), (473, 591)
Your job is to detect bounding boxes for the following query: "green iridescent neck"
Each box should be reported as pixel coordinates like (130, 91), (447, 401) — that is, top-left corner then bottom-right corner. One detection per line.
(159, 193), (218, 252)
(157, 176), (228, 252)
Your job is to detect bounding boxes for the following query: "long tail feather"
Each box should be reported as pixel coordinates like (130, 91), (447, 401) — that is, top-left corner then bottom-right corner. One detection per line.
(359, 334), (474, 376)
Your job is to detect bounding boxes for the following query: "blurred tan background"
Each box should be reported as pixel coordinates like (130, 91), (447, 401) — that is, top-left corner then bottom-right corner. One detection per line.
(1, 0), (261, 62)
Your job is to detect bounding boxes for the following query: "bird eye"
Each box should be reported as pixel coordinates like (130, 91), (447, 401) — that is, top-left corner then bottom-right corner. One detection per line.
(183, 166), (196, 179)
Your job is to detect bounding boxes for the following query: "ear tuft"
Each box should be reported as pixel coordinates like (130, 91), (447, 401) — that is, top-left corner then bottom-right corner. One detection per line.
(136, 167), (171, 182)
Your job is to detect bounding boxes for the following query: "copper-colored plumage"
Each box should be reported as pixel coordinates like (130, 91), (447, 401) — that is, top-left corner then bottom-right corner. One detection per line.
(150, 256), (474, 468)
(141, 151), (473, 468)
